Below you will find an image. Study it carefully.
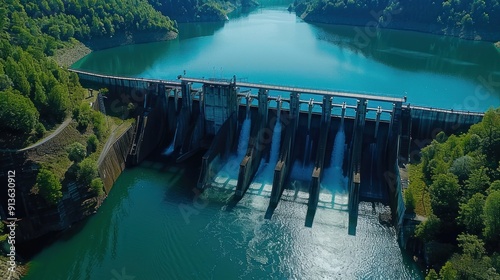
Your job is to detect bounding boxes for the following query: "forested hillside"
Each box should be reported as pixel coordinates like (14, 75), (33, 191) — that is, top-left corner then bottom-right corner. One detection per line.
(292, 0), (500, 41)
(148, 0), (259, 22)
(405, 108), (500, 279)
(0, 0), (176, 147)
(20, 0), (176, 40)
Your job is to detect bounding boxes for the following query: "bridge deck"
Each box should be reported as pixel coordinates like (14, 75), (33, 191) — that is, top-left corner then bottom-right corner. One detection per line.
(181, 77), (406, 103)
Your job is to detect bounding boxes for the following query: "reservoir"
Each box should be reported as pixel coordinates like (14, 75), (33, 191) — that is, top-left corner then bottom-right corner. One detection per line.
(72, 6), (500, 111)
(24, 4), (500, 280)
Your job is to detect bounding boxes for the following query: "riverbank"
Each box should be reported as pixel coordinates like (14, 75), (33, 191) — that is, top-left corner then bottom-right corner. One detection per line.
(52, 31), (178, 68)
(290, 2), (500, 42)
(301, 14), (499, 42)
(0, 116), (134, 278)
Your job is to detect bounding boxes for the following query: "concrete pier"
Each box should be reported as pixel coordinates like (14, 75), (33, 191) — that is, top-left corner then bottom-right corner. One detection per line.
(267, 92), (300, 218)
(347, 99), (367, 235)
(235, 89), (269, 197)
(305, 96), (332, 227)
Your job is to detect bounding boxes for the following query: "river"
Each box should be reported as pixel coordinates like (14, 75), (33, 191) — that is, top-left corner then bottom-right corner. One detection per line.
(24, 3), (500, 280)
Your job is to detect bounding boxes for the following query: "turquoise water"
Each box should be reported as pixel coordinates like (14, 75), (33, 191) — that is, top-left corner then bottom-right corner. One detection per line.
(24, 161), (422, 279)
(72, 8), (500, 112)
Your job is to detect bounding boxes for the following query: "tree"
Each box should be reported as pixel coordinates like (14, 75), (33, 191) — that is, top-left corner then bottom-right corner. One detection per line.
(464, 134), (481, 154)
(77, 157), (98, 185)
(489, 180), (500, 193)
(47, 84), (69, 120)
(440, 261), (458, 280)
(67, 142), (86, 163)
(0, 89), (39, 133)
(470, 109), (500, 172)
(416, 214), (441, 242)
(457, 234), (486, 259)
(36, 168), (62, 205)
(447, 234), (500, 280)
(436, 131), (448, 143)
(465, 167), (491, 198)
(448, 253), (500, 280)
(450, 155), (475, 183)
(4, 57), (30, 96)
(73, 103), (92, 129)
(0, 74), (13, 90)
(90, 178), (104, 196)
(425, 269), (439, 280)
(430, 173), (461, 223)
(483, 190), (500, 244)
(92, 111), (106, 140)
(458, 193), (485, 235)
(423, 156), (449, 185)
(35, 122), (46, 137)
(404, 188), (416, 213)
(87, 134), (99, 154)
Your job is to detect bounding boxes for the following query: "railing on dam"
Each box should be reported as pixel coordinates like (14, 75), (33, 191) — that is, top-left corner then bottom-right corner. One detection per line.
(181, 77), (406, 103)
(69, 69), (182, 89)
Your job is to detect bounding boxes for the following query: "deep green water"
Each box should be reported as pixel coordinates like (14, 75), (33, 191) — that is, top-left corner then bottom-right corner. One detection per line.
(24, 160), (422, 280)
(24, 4), (500, 280)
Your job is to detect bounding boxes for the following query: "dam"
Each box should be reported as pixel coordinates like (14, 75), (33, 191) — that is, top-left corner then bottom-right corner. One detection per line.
(71, 69), (484, 237)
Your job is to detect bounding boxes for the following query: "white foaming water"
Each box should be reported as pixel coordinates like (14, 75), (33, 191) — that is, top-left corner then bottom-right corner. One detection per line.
(322, 125), (347, 194)
(254, 122), (282, 184)
(290, 161), (314, 182)
(290, 132), (314, 182)
(162, 127), (177, 155)
(237, 117), (251, 158)
(213, 117), (252, 183)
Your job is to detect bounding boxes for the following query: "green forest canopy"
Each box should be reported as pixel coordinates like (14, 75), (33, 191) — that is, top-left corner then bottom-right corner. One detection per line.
(406, 108), (500, 279)
(294, 0), (500, 40)
(0, 0), (176, 138)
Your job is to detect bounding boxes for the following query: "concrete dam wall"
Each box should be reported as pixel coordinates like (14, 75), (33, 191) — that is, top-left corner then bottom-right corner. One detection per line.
(98, 125), (134, 193)
(72, 70), (485, 238)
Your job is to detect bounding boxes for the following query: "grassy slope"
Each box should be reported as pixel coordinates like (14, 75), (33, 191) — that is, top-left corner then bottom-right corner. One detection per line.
(406, 163), (432, 217)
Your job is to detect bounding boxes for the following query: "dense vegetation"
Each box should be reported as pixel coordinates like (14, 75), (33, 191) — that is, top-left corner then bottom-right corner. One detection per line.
(148, 0), (259, 22)
(405, 108), (500, 279)
(292, 0), (500, 41)
(21, 0), (176, 41)
(0, 0), (173, 242)
(0, 0), (176, 146)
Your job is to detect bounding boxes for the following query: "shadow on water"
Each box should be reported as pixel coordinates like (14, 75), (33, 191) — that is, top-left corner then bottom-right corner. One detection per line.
(177, 21), (225, 40)
(17, 216), (91, 261)
(72, 21), (226, 77)
(312, 22), (500, 88)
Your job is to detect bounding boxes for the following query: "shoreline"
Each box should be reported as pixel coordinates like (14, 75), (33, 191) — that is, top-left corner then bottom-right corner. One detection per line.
(301, 15), (500, 43)
(309, 20), (500, 46)
(291, 4), (500, 43)
(54, 16), (499, 71)
(52, 31), (178, 68)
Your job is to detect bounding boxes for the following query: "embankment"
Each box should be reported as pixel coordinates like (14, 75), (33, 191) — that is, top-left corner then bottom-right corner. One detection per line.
(0, 119), (134, 245)
(98, 125), (134, 193)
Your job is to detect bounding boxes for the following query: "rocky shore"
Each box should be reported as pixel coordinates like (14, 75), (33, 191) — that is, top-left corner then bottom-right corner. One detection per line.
(52, 41), (92, 68)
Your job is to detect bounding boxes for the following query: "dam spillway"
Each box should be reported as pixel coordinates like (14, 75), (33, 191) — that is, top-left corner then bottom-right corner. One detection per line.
(70, 69), (485, 236)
